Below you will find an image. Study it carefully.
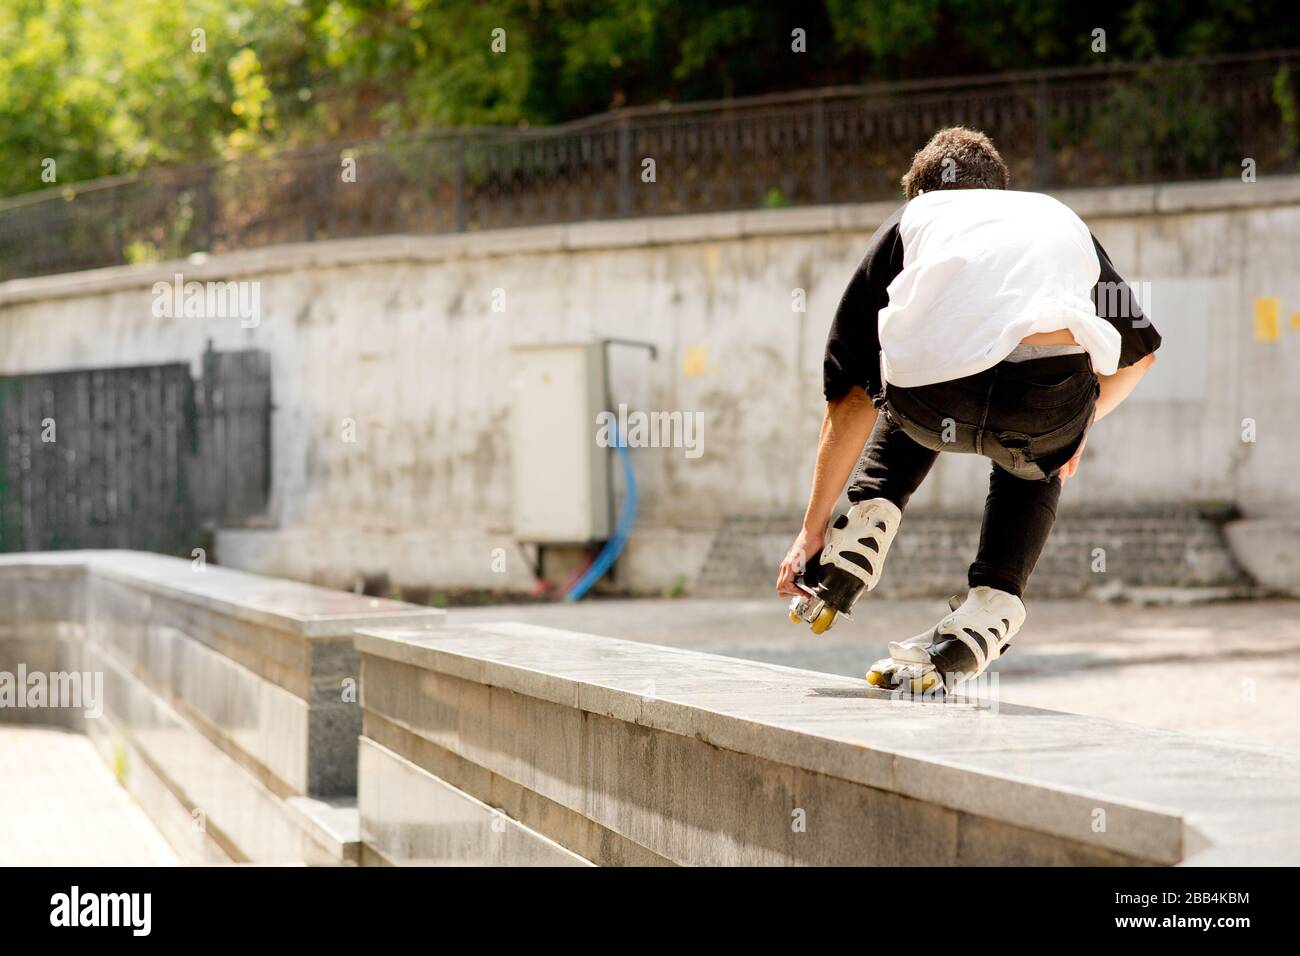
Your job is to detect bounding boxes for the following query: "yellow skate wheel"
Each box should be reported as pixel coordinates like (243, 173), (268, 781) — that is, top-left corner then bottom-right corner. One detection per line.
(810, 607), (836, 635)
(909, 672), (940, 694)
(865, 670), (883, 686)
(789, 611), (802, 624)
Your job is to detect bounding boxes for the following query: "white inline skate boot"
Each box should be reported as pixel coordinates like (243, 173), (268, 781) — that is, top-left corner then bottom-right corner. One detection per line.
(788, 498), (903, 635)
(866, 586), (1026, 693)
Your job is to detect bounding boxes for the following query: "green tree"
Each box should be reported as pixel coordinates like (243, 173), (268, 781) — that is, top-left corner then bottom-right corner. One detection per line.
(3, 0), (1300, 198)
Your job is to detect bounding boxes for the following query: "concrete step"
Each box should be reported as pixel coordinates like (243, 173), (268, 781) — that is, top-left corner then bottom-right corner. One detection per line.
(697, 507), (1249, 598)
(355, 620), (1300, 866)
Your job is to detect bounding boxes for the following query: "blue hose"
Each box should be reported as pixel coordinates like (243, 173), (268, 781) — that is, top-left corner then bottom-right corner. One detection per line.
(565, 426), (637, 601)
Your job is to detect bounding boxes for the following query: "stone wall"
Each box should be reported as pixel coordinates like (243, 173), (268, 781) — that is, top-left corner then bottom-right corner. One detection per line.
(2, 178), (1298, 595)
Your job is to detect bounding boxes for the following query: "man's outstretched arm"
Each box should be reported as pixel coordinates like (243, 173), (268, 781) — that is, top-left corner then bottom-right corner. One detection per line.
(1060, 352), (1156, 481)
(775, 387), (879, 596)
(1094, 351), (1156, 423)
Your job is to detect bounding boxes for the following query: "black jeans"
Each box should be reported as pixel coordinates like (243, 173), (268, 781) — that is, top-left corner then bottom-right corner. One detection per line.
(849, 353), (1099, 597)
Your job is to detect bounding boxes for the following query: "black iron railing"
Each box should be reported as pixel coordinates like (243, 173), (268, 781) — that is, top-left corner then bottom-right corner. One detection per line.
(1, 50), (1297, 281)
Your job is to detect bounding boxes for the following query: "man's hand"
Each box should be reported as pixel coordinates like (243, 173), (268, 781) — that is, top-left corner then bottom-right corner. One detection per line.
(1059, 432), (1087, 482)
(776, 526), (824, 597)
(1060, 353), (1155, 482)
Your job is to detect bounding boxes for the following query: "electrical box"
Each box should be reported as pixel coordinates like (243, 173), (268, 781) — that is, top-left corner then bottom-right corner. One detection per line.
(509, 343), (612, 543)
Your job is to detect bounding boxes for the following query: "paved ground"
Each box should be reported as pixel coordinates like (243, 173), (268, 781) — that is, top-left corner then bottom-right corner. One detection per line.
(0, 726), (177, 866)
(454, 596), (1300, 754)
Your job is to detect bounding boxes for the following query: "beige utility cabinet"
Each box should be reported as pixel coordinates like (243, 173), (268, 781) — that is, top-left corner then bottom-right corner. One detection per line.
(508, 343), (612, 543)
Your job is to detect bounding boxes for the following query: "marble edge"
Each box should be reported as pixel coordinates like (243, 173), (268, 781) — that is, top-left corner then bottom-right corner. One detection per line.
(79, 555), (445, 638)
(352, 624), (1188, 861)
(282, 796), (362, 859)
(0, 561), (88, 579)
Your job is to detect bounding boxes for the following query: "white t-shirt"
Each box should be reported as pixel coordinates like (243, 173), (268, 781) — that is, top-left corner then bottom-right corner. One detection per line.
(821, 189), (1160, 399)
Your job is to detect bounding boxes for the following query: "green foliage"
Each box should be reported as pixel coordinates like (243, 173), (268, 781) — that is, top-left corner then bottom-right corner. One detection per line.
(122, 239), (162, 264)
(2, 0), (1299, 198)
(1086, 65), (1232, 180)
(762, 186), (788, 209)
(0, 0), (118, 195)
(1274, 66), (1299, 169)
(312, 0), (531, 130)
(112, 740), (128, 785)
(0, 0), (314, 196)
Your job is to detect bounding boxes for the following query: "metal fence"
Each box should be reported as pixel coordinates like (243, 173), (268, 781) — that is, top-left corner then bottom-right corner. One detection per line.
(195, 346), (273, 527)
(1, 50), (1297, 281)
(0, 348), (271, 554)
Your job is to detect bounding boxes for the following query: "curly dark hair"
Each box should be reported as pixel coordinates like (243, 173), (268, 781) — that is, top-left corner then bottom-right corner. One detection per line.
(900, 127), (1010, 199)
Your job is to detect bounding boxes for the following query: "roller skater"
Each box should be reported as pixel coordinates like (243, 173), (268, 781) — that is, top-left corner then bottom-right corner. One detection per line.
(775, 126), (1161, 694)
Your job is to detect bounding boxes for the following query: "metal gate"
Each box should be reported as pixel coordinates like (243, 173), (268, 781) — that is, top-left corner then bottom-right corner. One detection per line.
(0, 348), (270, 554)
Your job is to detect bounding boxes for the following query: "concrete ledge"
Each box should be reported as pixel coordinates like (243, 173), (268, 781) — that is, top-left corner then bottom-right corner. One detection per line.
(8, 550), (1299, 865)
(78, 550), (441, 638)
(2, 176), (1296, 307)
(84, 664), (342, 864)
(0, 550), (444, 863)
(353, 621), (1300, 865)
(358, 737), (591, 866)
(284, 796), (363, 865)
(1224, 518), (1300, 598)
(84, 714), (236, 865)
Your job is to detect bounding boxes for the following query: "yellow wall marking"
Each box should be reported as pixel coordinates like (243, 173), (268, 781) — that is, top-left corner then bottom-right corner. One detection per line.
(682, 346), (717, 377)
(1253, 297), (1281, 342)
